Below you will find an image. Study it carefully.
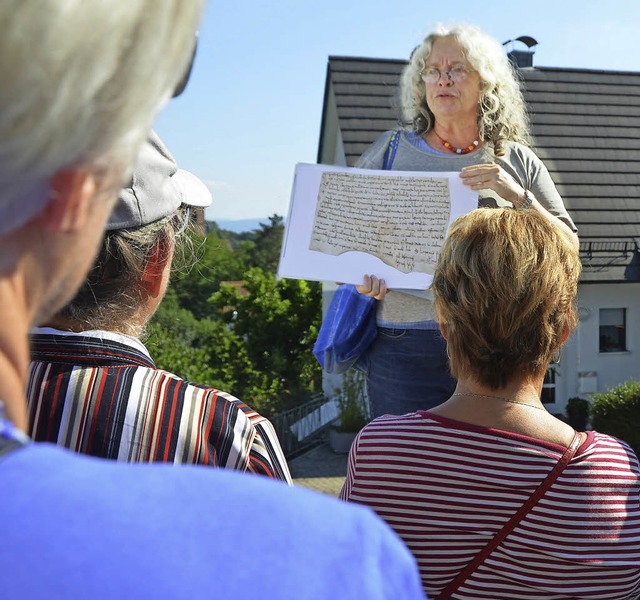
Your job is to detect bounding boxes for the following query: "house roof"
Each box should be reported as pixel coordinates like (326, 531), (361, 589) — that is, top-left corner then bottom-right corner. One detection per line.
(317, 56), (640, 283)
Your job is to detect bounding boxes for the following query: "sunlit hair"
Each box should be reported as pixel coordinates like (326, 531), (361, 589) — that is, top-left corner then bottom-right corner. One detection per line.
(0, 0), (204, 236)
(54, 207), (194, 338)
(399, 23), (531, 156)
(432, 208), (581, 389)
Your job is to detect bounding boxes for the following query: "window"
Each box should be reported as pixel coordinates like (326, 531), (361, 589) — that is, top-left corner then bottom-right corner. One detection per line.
(541, 366), (556, 404)
(599, 308), (626, 353)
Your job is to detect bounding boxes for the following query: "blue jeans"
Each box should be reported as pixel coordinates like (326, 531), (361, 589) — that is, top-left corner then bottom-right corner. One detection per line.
(363, 327), (456, 418)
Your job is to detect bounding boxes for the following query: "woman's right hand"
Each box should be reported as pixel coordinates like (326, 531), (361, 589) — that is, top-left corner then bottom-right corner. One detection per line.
(356, 275), (388, 300)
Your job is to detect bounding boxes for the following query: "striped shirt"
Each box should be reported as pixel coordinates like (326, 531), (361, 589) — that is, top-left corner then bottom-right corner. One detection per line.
(27, 329), (291, 482)
(341, 411), (640, 599)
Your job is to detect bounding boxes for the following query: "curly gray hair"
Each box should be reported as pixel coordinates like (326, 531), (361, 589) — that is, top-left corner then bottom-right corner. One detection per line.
(400, 23), (531, 156)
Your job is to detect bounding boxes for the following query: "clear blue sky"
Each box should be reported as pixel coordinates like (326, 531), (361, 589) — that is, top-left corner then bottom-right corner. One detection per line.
(155, 0), (639, 223)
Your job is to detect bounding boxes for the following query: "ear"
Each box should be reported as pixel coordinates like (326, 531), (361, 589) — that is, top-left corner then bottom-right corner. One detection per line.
(439, 321), (448, 340)
(560, 321), (571, 345)
(44, 168), (97, 233)
(140, 237), (172, 298)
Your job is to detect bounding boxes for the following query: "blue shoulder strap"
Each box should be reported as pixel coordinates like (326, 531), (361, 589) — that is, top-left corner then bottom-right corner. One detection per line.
(381, 130), (400, 170)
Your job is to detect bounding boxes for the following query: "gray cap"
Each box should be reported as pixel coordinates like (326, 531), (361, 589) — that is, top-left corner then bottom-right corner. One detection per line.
(107, 130), (211, 231)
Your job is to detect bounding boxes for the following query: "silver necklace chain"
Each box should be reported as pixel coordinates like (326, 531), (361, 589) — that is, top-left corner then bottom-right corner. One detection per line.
(451, 392), (547, 411)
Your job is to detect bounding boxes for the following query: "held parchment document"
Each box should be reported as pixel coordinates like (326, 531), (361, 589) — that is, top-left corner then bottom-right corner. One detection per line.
(278, 163), (477, 289)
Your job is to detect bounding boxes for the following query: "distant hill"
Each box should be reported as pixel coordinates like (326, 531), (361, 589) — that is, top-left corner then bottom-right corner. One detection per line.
(211, 218), (267, 233)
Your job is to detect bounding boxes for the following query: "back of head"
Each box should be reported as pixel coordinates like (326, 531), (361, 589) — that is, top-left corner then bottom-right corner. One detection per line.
(432, 208), (581, 388)
(0, 0), (204, 237)
(53, 131), (212, 336)
(400, 23), (530, 154)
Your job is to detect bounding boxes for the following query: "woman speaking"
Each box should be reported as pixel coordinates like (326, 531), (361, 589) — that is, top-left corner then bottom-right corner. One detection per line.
(355, 24), (577, 418)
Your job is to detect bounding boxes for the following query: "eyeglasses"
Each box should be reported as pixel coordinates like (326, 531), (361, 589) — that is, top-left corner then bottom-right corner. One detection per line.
(421, 66), (474, 84)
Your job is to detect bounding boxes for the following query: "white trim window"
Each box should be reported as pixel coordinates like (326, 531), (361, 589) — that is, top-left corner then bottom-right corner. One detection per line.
(599, 308), (627, 353)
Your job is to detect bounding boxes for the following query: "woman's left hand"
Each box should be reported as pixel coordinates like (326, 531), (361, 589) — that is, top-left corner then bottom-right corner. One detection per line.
(460, 164), (523, 206)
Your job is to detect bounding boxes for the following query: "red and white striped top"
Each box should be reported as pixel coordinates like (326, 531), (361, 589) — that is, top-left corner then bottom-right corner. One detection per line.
(341, 411), (640, 599)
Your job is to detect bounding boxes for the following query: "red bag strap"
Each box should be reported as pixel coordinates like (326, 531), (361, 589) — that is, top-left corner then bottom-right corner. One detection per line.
(435, 431), (582, 600)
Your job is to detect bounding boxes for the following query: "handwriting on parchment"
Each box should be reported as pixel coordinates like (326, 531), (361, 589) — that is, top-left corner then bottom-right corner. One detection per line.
(309, 171), (451, 274)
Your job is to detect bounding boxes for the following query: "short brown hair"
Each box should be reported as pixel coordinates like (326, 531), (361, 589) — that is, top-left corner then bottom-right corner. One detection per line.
(432, 208), (581, 389)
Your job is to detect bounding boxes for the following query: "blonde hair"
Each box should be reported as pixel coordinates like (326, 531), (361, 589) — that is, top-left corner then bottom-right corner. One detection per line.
(432, 209), (581, 389)
(0, 0), (204, 236)
(400, 23), (531, 156)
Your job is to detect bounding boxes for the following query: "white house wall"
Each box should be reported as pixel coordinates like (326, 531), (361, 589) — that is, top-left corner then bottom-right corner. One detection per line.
(560, 283), (640, 406)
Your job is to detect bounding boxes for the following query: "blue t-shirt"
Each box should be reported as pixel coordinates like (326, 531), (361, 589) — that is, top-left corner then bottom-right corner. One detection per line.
(0, 442), (426, 599)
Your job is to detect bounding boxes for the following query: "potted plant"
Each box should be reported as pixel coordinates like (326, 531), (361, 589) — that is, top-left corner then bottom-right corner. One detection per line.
(328, 370), (369, 454)
(565, 396), (590, 430)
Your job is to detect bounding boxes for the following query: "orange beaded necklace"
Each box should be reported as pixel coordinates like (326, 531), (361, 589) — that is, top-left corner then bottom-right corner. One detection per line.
(434, 131), (479, 155)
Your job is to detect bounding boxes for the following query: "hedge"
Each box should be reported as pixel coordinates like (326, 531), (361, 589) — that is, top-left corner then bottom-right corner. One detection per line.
(591, 381), (640, 457)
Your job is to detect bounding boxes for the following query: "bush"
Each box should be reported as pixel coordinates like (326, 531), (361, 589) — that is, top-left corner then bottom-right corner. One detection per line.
(565, 397), (590, 430)
(591, 381), (640, 456)
(335, 370), (369, 432)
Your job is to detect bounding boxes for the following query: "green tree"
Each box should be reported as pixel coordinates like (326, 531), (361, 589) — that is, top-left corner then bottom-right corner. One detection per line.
(146, 214), (322, 416)
(147, 290), (269, 406)
(171, 215), (284, 319)
(146, 291), (216, 383)
(210, 267), (322, 413)
(170, 229), (248, 320)
(246, 214), (284, 274)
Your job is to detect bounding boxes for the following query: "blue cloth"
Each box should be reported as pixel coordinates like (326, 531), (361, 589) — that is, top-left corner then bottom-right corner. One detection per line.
(0, 442), (426, 599)
(364, 328), (456, 418)
(314, 284), (377, 374)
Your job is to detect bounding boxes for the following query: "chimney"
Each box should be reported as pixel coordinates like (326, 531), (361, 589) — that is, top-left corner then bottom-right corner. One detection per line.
(193, 207), (207, 236)
(503, 36), (538, 68)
